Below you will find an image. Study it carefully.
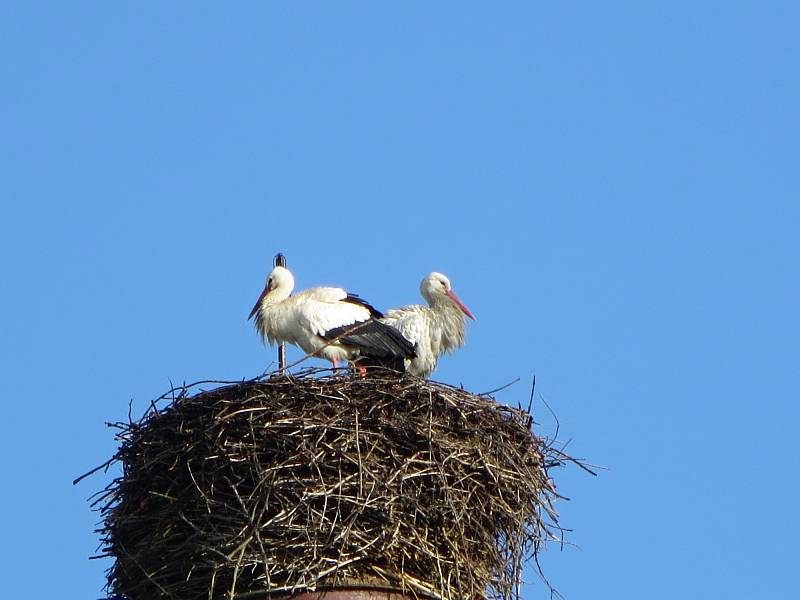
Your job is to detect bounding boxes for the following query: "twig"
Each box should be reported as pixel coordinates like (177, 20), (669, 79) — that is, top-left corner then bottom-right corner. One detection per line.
(478, 378), (521, 397)
(73, 458), (114, 486)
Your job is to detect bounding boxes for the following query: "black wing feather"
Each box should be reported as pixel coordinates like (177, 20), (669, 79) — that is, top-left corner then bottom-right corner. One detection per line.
(341, 294), (383, 319)
(322, 319), (415, 361)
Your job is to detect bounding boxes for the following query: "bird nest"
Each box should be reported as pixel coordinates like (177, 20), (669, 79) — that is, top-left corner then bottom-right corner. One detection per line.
(85, 370), (577, 600)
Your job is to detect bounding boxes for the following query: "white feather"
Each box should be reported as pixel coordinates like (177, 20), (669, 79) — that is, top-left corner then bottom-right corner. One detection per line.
(250, 266), (374, 365)
(381, 272), (473, 378)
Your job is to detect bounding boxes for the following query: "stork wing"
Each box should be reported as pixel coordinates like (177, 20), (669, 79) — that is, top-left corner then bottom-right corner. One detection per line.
(324, 319), (416, 360)
(381, 307), (428, 346)
(294, 287), (374, 338)
(341, 293), (383, 319)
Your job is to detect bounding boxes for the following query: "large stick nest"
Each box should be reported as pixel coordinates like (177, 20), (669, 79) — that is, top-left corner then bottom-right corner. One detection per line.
(89, 370), (574, 600)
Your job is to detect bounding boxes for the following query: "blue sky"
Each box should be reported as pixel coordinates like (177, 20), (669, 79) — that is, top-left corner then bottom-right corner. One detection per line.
(1, 2), (798, 598)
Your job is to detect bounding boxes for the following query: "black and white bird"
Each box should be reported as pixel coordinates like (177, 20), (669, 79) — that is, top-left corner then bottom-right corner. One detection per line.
(380, 272), (475, 378)
(248, 266), (415, 371)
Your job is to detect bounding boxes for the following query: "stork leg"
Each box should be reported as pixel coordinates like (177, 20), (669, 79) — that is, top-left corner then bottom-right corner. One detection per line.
(332, 358), (340, 369)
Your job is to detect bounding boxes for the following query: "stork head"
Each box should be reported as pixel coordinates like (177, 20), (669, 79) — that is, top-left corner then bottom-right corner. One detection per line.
(248, 265), (295, 320)
(420, 272), (475, 320)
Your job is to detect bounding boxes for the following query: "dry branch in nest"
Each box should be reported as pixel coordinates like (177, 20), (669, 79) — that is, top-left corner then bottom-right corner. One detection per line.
(86, 369), (577, 600)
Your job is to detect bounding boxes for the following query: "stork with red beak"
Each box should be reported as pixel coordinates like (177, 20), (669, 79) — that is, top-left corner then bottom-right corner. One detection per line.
(380, 272), (475, 378)
(248, 266), (415, 370)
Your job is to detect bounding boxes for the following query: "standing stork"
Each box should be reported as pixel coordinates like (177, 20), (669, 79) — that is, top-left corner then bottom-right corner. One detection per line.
(380, 272), (475, 378)
(248, 266), (415, 371)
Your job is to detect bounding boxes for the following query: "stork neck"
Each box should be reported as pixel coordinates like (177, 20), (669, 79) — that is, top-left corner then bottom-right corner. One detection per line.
(421, 288), (440, 308)
(266, 287), (291, 304)
(425, 293), (457, 312)
(430, 299), (468, 351)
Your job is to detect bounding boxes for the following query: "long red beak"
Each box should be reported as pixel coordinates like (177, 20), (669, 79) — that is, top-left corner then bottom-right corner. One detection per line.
(248, 284), (270, 320)
(447, 290), (475, 321)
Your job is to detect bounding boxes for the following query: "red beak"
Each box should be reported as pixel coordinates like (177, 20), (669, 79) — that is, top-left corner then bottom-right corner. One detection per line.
(447, 290), (475, 321)
(248, 284), (270, 320)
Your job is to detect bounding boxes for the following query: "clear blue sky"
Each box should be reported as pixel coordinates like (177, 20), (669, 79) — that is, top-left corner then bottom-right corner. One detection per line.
(1, 2), (798, 598)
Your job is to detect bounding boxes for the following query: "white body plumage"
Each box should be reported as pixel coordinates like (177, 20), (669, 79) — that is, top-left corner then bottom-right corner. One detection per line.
(381, 272), (475, 378)
(249, 266), (414, 368)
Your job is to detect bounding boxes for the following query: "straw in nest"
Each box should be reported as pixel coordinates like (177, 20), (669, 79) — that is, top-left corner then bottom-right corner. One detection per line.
(84, 370), (580, 600)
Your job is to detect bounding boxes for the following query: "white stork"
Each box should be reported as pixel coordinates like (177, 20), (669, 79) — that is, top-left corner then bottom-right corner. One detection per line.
(248, 266), (415, 370)
(380, 272), (475, 378)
